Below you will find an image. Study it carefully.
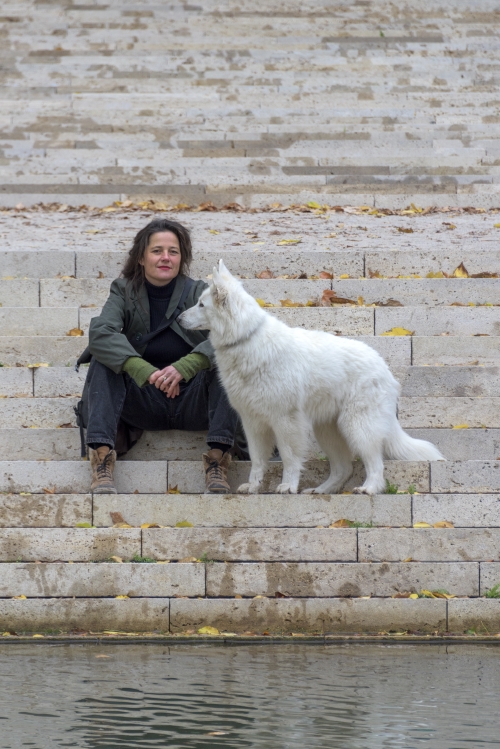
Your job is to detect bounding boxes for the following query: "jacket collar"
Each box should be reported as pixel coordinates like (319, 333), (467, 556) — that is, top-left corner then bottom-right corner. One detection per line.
(132, 275), (187, 333)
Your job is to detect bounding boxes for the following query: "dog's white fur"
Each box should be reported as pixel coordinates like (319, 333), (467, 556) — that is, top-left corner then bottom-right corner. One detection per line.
(178, 260), (445, 495)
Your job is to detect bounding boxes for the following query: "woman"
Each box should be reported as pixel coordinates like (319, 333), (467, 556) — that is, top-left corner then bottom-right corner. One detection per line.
(81, 218), (240, 494)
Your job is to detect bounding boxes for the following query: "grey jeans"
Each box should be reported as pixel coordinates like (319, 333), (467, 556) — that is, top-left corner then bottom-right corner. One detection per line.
(85, 359), (239, 450)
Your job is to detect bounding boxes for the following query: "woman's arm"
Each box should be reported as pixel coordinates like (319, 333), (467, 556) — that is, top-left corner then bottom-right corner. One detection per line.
(88, 280), (149, 374)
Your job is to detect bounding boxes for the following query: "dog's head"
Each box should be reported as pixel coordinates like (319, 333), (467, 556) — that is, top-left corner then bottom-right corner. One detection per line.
(178, 259), (262, 345)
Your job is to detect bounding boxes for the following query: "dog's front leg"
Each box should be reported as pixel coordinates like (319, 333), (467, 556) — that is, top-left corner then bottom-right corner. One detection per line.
(237, 423), (274, 494)
(274, 419), (307, 494)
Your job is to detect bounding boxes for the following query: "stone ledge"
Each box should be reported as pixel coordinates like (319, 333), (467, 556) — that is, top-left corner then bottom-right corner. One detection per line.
(0, 528), (140, 562)
(170, 598), (447, 634)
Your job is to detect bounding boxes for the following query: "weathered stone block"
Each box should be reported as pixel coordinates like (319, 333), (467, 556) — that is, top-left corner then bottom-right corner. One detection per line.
(447, 599), (500, 634)
(0, 528), (140, 561)
(0, 493), (91, 528)
(431, 461), (500, 493)
(359, 528), (500, 562)
(413, 494), (500, 528)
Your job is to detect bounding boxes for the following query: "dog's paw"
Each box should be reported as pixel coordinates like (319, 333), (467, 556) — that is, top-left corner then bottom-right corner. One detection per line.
(352, 485), (374, 496)
(237, 482), (260, 494)
(276, 483), (295, 494)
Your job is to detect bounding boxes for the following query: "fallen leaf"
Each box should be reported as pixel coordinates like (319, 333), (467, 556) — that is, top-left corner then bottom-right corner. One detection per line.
(32, 634), (44, 638)
(256, 269), (274, 279)
(97, 271), (105, 279)
(403, 557), (413, 562)
(427, 271), (446, 280)
(175, 520), (194, 528)
(329, 519), (352, 528)
(198, 626), (219, 635)
(110, 511), (126, 524)
(235, 594), (243, 599)
(453, 424), (469, 429)
(275, 591), (286, 598)
(433, 520), (454, 528)
(380, 327), (413, 336)
(280, 299), (303, 307)
(178, 556), (198, 563)
(409, 593), (419, 599)
(110, 556), (123, 563)
(115, 595), (129, 599)
(67, 328), (84, 337)
(57, 423), (73, 428)
(75, 522), (95, 528)
(376, 298), (403, 307)
(27, 363), (49, 369)
(453, 263), (469, 278)
(206, 731), (227, 736)
(339, 274), (350, 279)
(277, 238), (302, 245)
(168, 485), (181, 494)
(420, 590), (437, 598)
(397, 227), (414, 233)
(320, 289), (356, 306)
(494, 223), (500, 228)
(413, 522), (432, 528)
(471, 272), (498, 278)
(208, 229), (219, 234)
(319, 271), (334, 279)
(443, 222), (456, 230)
(113, 522), (133, 529)
(307, 201), (322, 209)
(141, 523), (160, 528)
(12, 595), (27, 600)
(42, 487), (55, 494)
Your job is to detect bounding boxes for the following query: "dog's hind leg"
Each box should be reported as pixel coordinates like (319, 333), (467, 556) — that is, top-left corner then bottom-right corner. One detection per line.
(338, 413), (386, 495)
(273, 416), (308, 494)
(302, 422), (353, 494)
(237, 423), (275, 494)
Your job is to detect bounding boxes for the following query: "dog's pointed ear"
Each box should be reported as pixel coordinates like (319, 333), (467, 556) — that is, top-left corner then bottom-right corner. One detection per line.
(218, 258), (228, 275)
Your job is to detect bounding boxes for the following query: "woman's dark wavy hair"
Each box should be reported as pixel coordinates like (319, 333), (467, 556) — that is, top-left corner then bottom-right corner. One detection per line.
(122, 219), (193, 292)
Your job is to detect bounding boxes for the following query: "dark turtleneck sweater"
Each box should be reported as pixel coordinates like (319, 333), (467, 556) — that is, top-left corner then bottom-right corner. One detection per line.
(143, 279), (193, 369)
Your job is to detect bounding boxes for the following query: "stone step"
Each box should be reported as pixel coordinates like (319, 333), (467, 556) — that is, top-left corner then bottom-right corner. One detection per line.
(358, 528), (500, 562)
(0, 561), (478, 599)
(2, 395), (496, 429)
(0, 459), (431, 495)
(2, 364), (495, 400)
(0, 426), (494, 462)
(0, 528), (140, 562)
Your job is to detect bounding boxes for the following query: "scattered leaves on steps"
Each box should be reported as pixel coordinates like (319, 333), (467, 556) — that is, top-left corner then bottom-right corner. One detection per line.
(198, 626), (220, 635)
(381, 327), (413, 336)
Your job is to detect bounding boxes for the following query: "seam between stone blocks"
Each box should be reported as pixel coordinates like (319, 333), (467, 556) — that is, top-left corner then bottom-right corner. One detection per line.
(446, 600), (449, 632)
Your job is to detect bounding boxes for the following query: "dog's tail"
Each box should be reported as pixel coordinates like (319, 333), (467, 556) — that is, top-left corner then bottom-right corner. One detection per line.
(384, 423), (445, 461)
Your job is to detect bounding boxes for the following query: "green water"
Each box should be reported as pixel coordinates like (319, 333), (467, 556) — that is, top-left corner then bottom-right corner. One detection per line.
(0, 643), (498, 748)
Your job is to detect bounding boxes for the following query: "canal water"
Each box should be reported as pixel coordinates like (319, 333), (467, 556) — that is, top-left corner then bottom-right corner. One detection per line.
(0, 643), (498, 749)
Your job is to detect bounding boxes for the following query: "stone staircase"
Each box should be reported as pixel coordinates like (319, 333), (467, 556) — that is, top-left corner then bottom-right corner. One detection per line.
(1, 0), (500, 636)
(0, 208), (499, 635)
(1, 0), (500, 209)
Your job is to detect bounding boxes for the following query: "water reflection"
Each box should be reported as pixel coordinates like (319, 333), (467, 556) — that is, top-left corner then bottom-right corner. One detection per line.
(0, 644), (499, 749)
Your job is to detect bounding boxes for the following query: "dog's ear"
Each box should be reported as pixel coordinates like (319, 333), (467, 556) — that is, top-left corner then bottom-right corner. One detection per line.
(212, 282), (228, 307)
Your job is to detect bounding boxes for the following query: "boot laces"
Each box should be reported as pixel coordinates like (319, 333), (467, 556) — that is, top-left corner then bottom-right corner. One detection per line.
(206, 459), (224, 480)
(97, 452), (113, 480)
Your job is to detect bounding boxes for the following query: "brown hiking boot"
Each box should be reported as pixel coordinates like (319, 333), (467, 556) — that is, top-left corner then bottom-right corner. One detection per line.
(90, 446), (117, 494)
(202, 449), (232, 494)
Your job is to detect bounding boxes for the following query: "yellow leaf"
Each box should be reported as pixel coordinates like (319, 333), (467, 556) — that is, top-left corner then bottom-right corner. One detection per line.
(32, 634), (44, 638)
(168, 485), (181, 494)
(277, 238), (302, 245)
(420, 590), (437, 598)
(113, 522), (133, 529)
(75, 522), (94, 528)
(66, 328), (84, 337)
(339, 274), (349, 279)
(101, 206), (116, 213)
(12, 595), (27, 600)
(409, 593), (419, 599)
(255, 298), (274, 307)
(380, 327), (413, 337)
(452, 263), (469, 278)
(178, 556), (198, 562)
(413, 522), (432, 528)
(357, 296), (364, 306)
(140, 523), (160, 529)
(280, 299), (303, 307)
(307, 201), (322, 209)
(453, 424), (468, 429)
(329, 519), (352, 528)
(175, 520), (194, 528)
(209, 229), (220, 234)
(398, 227), (414, 233)
(403, 557), (413, 562)
(426, 271), (445, 279)
(27, 363), (49, 369)
(197, 626), (220, 635)
(494, 223), (500, 228)
(433, 520), (454, 528)
(115, 595), (129, 599)
(109, 555), (123, 563)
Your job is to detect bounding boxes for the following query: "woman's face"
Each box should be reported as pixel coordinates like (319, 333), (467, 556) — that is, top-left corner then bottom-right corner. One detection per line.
(140, 231), (182, 286)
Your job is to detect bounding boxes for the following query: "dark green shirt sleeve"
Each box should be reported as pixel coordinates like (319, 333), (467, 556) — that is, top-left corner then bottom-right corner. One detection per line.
(172, 352), (210, 382)
(122, 357), (158, 388)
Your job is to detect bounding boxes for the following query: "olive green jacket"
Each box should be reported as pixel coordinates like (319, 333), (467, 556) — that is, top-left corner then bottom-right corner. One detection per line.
(84, 275), (214, 374)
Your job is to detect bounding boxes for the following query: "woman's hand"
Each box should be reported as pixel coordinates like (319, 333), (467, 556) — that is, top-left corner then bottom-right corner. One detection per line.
(149, 366), (183, 398)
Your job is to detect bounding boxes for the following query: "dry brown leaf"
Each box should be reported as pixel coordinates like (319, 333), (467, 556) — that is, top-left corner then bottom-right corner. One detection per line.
(280, 299), (304, 307)
(140, 523), (161, 529)
(57, 423), (73, 428)
(110, 511), (126, 524)
(256, 269), (274, 279)
(329, 519), (352, 528)
(471, 272), (498, 278)
(453, 263), (469, 278)
(168, 485), (181, 494)
(179, 556), (198, 563)
(320, 289), (356, 306)
(42, 487), (55, 494)
(67, 328), (84, 337)
(433, 520), (454, 528)
(397, 227), (414, 233)
(319, 271), (334, 279)
(376, 298), (403, 307)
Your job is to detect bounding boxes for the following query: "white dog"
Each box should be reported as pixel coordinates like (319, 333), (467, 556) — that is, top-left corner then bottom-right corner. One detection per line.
(179, 260), (444, 495)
